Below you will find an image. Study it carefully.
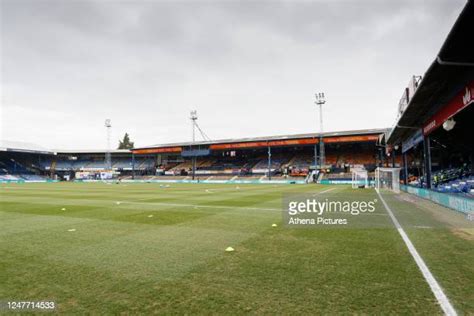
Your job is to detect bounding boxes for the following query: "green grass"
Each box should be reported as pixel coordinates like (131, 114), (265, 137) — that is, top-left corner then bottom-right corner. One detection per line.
(0, 182), (473, 314)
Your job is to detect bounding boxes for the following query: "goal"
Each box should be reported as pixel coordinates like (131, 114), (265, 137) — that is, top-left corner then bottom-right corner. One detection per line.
(352, 169), (368, 189)
(375, 167), (401, 193)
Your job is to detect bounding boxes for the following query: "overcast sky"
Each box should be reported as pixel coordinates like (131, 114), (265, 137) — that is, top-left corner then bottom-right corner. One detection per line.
(0, 0), (467, 150)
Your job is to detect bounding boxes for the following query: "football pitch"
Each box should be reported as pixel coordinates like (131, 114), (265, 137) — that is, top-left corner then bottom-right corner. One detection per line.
(1, 182), (473, 314)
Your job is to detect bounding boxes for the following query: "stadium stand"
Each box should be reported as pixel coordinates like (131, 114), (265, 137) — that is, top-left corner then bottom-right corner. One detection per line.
(251, 155), (290, 174)
(286, 153), (313, 176)
(2, 128), (393, 182)
(415, 166), (474, 196)
(385, 0), (473, 201)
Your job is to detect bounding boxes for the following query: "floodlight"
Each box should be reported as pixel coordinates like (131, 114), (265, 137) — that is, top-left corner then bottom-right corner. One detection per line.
(443, 118), (456, 131)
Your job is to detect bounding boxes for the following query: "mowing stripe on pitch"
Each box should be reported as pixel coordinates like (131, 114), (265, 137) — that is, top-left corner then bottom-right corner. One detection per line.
(376, 189), (457, 316)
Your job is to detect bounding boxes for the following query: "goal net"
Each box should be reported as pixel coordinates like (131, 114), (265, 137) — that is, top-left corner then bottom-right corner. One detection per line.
(352, 169), (368, 188)
(375, 167), (401, 193)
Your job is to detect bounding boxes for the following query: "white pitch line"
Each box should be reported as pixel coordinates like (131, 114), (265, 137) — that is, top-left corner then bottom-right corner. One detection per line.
(313, 187), (337, 196)
(126, 186), (339, 211)
(320, 187), (337, 194)
(124, 186), (340, 211)
(122, 200), (280, 212)
(376, 189), (457, 316)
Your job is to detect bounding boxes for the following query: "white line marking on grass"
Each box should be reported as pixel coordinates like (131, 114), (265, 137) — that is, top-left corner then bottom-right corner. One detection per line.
(313, 187), (337, 196)
(122, 201), (280, 212)
(376, 190), (457, 316)
(124, 186), (339, 212)
(320, 187), (337, 194)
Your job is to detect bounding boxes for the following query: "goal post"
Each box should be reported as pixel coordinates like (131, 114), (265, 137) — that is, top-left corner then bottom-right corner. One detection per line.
(352, 169), (368, 189)
(375, 167), (401, 193)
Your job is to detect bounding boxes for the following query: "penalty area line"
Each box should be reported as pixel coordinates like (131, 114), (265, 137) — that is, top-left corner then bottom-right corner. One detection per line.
(375, 189), (457, 316)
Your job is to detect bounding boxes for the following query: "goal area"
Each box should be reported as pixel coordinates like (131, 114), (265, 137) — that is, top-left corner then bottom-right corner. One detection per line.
(375, 167), (401, 193)
(351, 169), (368, 189)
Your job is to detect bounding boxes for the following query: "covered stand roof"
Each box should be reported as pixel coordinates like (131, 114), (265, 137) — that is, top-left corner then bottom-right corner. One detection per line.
(56, 149), (131, 155)
(387, 0), (474, 145)
(132, 128), (389, 154)
(0, 140), (54, 155)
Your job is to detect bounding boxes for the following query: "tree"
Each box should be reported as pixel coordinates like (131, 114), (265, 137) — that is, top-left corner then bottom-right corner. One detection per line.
(118, 133), (134, 149)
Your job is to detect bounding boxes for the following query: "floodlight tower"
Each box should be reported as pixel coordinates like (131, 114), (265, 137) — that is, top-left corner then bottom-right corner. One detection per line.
(190, 110), (198, 180)
(315, 92), (326, 168)
(190, 110), (198, 143)
(104, 119), (112, 170)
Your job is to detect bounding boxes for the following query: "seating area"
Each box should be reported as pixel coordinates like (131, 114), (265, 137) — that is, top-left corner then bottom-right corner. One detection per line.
(157, 148), (378, 178)
(0, 158), (32, 174)
(285, 154), (313, 176)
(167, 156), (260, 175)
(0, 173), (48, 181)
(325, 148), (376, 168)
(171, 161), (193, 171)
(431, 167), (473, 196)
(0, 174), (22, 181)
(198, 156), (254, 172)
(251, 156), (289, 173)
(112, 158), (133, 169)
(434, 177), (474, 196)
(0, 154), (50, 181)
(410, 166), (473, 197)
(19, 174), (48, 181)
(49, 157), (155, 171)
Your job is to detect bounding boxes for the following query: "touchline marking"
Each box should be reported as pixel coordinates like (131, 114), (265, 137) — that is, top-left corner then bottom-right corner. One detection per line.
(376, 190), (457, 316)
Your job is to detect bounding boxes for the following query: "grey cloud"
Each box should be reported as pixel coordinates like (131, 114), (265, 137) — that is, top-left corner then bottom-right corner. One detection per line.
(0, 0), (467, 149)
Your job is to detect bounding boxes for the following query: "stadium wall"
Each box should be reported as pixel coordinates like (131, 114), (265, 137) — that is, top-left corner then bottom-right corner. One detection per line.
(320, 179), (375, 185)
(0, 179), (59, 183)
(401, 184), (473, 214)
(76, 179), (306, 184)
